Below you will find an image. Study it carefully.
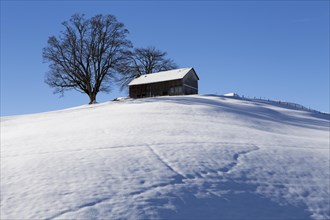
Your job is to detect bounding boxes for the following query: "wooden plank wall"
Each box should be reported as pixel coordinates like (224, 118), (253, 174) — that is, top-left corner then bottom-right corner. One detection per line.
(129, 70), (199, 98)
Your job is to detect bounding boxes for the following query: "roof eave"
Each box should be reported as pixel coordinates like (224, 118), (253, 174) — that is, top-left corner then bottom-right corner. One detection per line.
(129, 78), (183, 86)
(190, 67), (200, 80)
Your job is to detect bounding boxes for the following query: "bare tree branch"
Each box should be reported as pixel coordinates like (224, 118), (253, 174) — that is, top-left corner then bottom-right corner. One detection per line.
(117, 46), (178, 91)
(43, 14), (132, 104)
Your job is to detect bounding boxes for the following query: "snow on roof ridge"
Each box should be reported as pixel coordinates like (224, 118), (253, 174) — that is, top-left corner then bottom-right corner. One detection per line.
(151, 67), (192, 74)
(128, 67), (193, 86)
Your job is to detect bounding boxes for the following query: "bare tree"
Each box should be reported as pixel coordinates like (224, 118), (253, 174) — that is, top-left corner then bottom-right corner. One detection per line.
(117, 47), (178, 89)
(43, 14), (132, 104)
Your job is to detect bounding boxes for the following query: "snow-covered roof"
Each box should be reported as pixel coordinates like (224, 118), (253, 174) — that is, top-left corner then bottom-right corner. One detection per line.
(128, 68), (194, 86)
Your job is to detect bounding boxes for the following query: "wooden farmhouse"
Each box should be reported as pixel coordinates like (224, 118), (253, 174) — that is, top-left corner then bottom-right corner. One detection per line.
(128, 68), (199, 98)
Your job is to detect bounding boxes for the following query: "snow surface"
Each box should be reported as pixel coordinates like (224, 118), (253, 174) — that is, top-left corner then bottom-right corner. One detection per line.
(223, 92), (240, 97)
(128, 68), (192, 86)
(1, 95), (329, 219)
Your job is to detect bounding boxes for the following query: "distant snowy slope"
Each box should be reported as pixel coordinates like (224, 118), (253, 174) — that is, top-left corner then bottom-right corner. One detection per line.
(1, 95), (329, 219)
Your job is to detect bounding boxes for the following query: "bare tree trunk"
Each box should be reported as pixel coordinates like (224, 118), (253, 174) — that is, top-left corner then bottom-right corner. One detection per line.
(89, 93), (96, 104)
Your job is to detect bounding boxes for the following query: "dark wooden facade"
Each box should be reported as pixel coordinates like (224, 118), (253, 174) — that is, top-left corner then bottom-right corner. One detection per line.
(129, 69), (199, 98)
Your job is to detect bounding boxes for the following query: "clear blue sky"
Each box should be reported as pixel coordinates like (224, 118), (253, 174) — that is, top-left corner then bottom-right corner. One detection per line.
(1, 0), (329, 116)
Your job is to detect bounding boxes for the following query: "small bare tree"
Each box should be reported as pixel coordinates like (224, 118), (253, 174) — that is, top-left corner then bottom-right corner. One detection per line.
(43, 14), (132, 104)
(117, 47), (178, 90)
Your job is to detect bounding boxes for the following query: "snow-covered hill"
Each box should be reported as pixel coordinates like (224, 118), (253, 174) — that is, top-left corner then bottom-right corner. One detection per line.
(1, 95), (329, 219)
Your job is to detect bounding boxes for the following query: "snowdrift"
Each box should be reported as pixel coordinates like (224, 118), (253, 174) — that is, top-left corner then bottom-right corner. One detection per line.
(1, 95), (329, 219)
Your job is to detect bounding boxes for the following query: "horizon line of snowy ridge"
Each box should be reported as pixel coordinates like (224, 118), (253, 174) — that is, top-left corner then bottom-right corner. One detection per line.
(220, 92), (329, 115)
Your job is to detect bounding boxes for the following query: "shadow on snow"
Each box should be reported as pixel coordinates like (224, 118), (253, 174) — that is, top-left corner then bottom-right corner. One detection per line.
(134, 95), (329, 130)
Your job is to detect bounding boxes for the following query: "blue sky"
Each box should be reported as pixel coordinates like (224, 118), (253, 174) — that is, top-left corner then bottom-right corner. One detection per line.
(1, 0), (329, 116)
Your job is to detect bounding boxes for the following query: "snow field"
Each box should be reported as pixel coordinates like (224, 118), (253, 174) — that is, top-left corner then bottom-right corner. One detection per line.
(1, 95), (329, 219)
